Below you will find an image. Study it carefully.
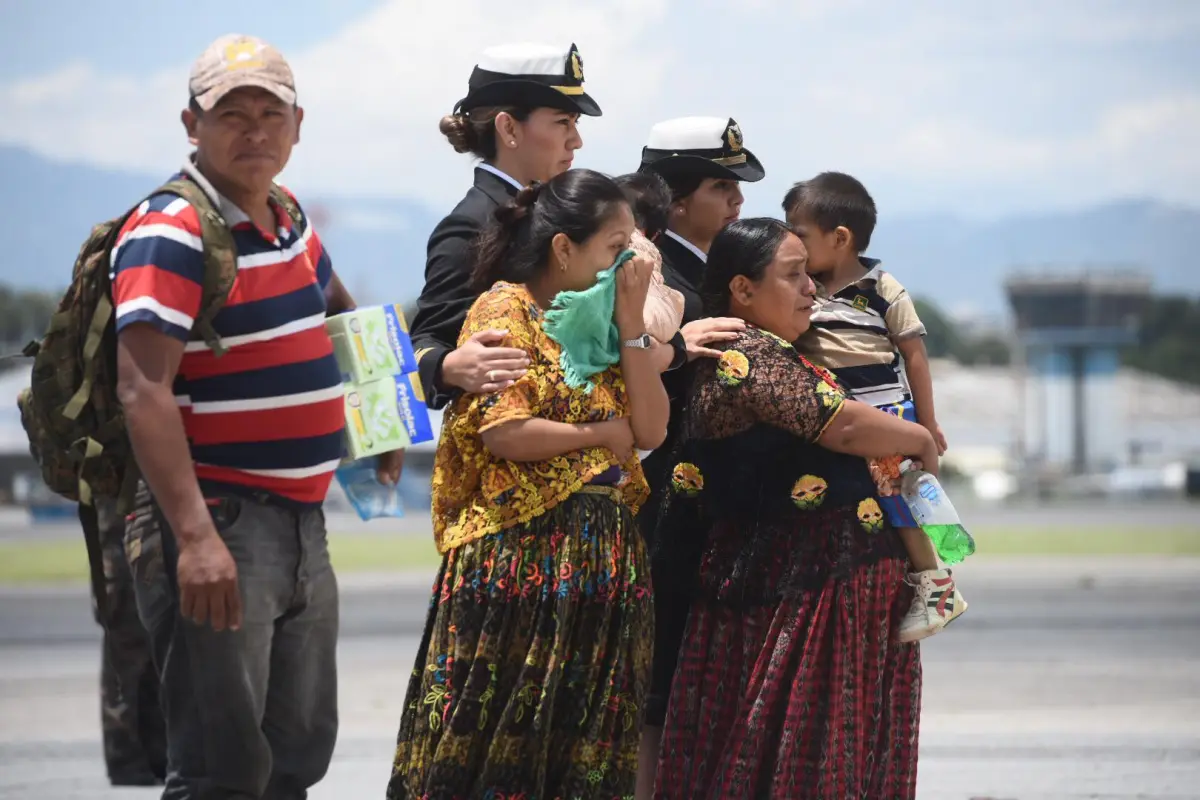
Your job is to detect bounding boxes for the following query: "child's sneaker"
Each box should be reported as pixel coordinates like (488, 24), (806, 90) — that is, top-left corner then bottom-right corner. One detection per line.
(899, 568), (967, 643)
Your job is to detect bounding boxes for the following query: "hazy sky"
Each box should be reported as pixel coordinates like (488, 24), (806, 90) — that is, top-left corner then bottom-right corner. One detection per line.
(2, 0), (1198, 220)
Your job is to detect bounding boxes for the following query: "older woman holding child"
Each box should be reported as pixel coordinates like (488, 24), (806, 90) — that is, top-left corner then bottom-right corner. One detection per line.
(649, 218), (938, 799)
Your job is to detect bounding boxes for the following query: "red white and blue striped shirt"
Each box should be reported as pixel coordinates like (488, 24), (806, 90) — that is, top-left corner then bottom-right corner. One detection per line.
(110, 160), (344, 506)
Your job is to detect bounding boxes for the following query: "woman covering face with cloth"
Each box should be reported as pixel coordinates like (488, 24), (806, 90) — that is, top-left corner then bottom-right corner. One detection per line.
(387, 169), (669, 799)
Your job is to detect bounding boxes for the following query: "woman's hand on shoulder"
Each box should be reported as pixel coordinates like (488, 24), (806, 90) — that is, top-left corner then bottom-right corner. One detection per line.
(680, 317), (746, 360)
(442, 329), (531, 394)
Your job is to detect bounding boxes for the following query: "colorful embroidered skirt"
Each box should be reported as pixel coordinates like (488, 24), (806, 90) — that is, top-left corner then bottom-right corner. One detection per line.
(654, 516), (921, 799)
(387, 487), (653, 800)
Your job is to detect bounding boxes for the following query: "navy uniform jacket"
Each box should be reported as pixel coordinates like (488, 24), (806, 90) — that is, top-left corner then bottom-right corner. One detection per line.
(410, 167), (520, 410)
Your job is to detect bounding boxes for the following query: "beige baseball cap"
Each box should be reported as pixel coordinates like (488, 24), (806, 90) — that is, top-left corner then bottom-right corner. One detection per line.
(188, 34), (296, 112)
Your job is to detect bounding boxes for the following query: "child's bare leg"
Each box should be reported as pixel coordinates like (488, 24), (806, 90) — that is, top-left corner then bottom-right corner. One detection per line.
(897, 526), (968, 642)
(898, 526), (938, 571)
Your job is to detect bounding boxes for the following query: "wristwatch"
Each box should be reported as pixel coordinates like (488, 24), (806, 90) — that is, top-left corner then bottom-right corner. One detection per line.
(622, 333), (653, 349)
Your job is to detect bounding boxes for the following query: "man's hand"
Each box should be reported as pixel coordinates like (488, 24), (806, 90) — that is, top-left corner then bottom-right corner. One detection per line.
(680, 317), (746, 360)
(176, 529), (242, 632)
(440, 330), (530, 394)
(377, 449), (405, 486)
(117, 324), (242, 631)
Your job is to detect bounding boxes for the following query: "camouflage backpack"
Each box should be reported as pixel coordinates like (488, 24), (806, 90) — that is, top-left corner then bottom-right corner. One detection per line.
(17, 177), (302, 507)
(14, 177), (300, 614)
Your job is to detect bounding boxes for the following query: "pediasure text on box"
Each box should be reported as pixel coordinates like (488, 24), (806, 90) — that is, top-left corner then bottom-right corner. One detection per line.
(341, 373), (433, 461)
(326, 304), (418, 385)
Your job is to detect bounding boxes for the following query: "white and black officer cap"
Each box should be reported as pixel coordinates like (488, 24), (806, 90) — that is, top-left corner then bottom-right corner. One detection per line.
(638, 116), (764, 182)
(454, 42), (602, 117)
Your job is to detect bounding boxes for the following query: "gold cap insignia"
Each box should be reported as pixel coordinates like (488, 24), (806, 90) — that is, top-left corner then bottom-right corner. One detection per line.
(726, 119), (744, 152)
(568, 44), (584, 83)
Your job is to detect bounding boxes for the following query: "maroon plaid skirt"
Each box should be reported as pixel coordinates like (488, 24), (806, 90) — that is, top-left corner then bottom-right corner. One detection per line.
(653, 552), (921, 799)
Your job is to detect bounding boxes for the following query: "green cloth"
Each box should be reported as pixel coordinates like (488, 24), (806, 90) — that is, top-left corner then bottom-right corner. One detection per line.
(542, 249), (635, 391)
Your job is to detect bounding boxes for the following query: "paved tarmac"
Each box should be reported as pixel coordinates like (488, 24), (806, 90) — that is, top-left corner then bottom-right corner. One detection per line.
(1, 557), (1198, 799)
(2, 498), (1197, 541)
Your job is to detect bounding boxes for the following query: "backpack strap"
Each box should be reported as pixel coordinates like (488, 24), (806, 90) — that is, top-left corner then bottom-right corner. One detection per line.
(14, 179), (292, 366)
(151, 178), (239, 358)
(149, 181), (303, 359)
(269, 185), (304, 229)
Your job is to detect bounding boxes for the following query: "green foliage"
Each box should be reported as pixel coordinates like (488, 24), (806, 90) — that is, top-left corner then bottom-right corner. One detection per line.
(0, 286), (60, 347)
(913, 293), (1200, 385)
(1121, 295), (1200, 386)
(913, 298), (1012, 366)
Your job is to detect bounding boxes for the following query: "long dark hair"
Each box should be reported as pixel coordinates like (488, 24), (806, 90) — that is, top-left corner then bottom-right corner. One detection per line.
(700, 217), (794, 316)
(472, 169), (629, 291)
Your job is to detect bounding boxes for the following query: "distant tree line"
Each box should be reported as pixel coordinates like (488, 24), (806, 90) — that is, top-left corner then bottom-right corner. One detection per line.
(913, 298), (1013, 367)
(1, 285), (1196, 386)
(915, 294), (1200, 386)
(0, 286), (60, 350)
(1123, 295), (1200, 386)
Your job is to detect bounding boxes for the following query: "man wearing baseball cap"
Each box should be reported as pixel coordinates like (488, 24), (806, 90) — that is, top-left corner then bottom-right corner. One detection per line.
(107, 33), (399, 798)
(188, 33), (298, 111)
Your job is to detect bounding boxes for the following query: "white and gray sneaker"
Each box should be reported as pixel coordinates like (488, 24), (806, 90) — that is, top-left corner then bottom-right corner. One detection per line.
(899, 568), (968, 643)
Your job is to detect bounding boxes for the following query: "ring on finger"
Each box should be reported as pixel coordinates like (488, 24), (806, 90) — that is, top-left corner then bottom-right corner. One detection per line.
(487, 369), (497, 382)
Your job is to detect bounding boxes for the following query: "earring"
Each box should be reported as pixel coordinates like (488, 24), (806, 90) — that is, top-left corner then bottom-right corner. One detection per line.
(509, 140), (517, 147)
(559, 258), (568, 272)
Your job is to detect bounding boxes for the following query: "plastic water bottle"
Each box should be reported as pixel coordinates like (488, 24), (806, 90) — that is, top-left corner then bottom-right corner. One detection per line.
(900, 470), (976, 564)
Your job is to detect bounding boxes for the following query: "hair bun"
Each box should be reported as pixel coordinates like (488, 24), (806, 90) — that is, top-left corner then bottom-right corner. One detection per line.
(439, 113), (476, 154)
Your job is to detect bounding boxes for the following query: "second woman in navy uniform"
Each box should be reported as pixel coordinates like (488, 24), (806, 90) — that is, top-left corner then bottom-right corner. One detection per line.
(632, 114), (767, 797)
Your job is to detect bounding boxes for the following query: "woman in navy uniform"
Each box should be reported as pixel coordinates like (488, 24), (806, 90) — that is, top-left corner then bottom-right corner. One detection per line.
(632, 115), (767, 796)
(409, 43), (603, 409)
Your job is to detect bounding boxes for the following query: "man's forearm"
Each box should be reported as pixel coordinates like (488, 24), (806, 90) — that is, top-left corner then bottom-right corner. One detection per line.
(325, 271), (356, 316)
(122, 385), (212, 546)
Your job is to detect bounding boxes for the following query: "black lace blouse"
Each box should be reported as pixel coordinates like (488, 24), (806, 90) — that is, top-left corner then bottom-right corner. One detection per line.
(651, 326), (907, 608)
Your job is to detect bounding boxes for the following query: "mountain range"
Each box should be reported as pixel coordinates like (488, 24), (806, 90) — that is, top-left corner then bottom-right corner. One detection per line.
(1, 145), (1194, 320)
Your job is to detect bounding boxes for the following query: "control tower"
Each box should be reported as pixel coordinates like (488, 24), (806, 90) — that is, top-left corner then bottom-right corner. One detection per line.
(1005, 270), (1151, 475)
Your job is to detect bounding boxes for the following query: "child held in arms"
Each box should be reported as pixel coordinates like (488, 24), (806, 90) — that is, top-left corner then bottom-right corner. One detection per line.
(784, 171), (968, 642)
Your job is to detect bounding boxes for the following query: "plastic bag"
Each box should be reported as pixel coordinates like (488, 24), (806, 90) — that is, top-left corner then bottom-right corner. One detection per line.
(335, 457), (405, 521)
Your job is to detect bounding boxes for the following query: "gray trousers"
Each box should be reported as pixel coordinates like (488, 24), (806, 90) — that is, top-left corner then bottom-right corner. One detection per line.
(127, 485), (339, 800)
